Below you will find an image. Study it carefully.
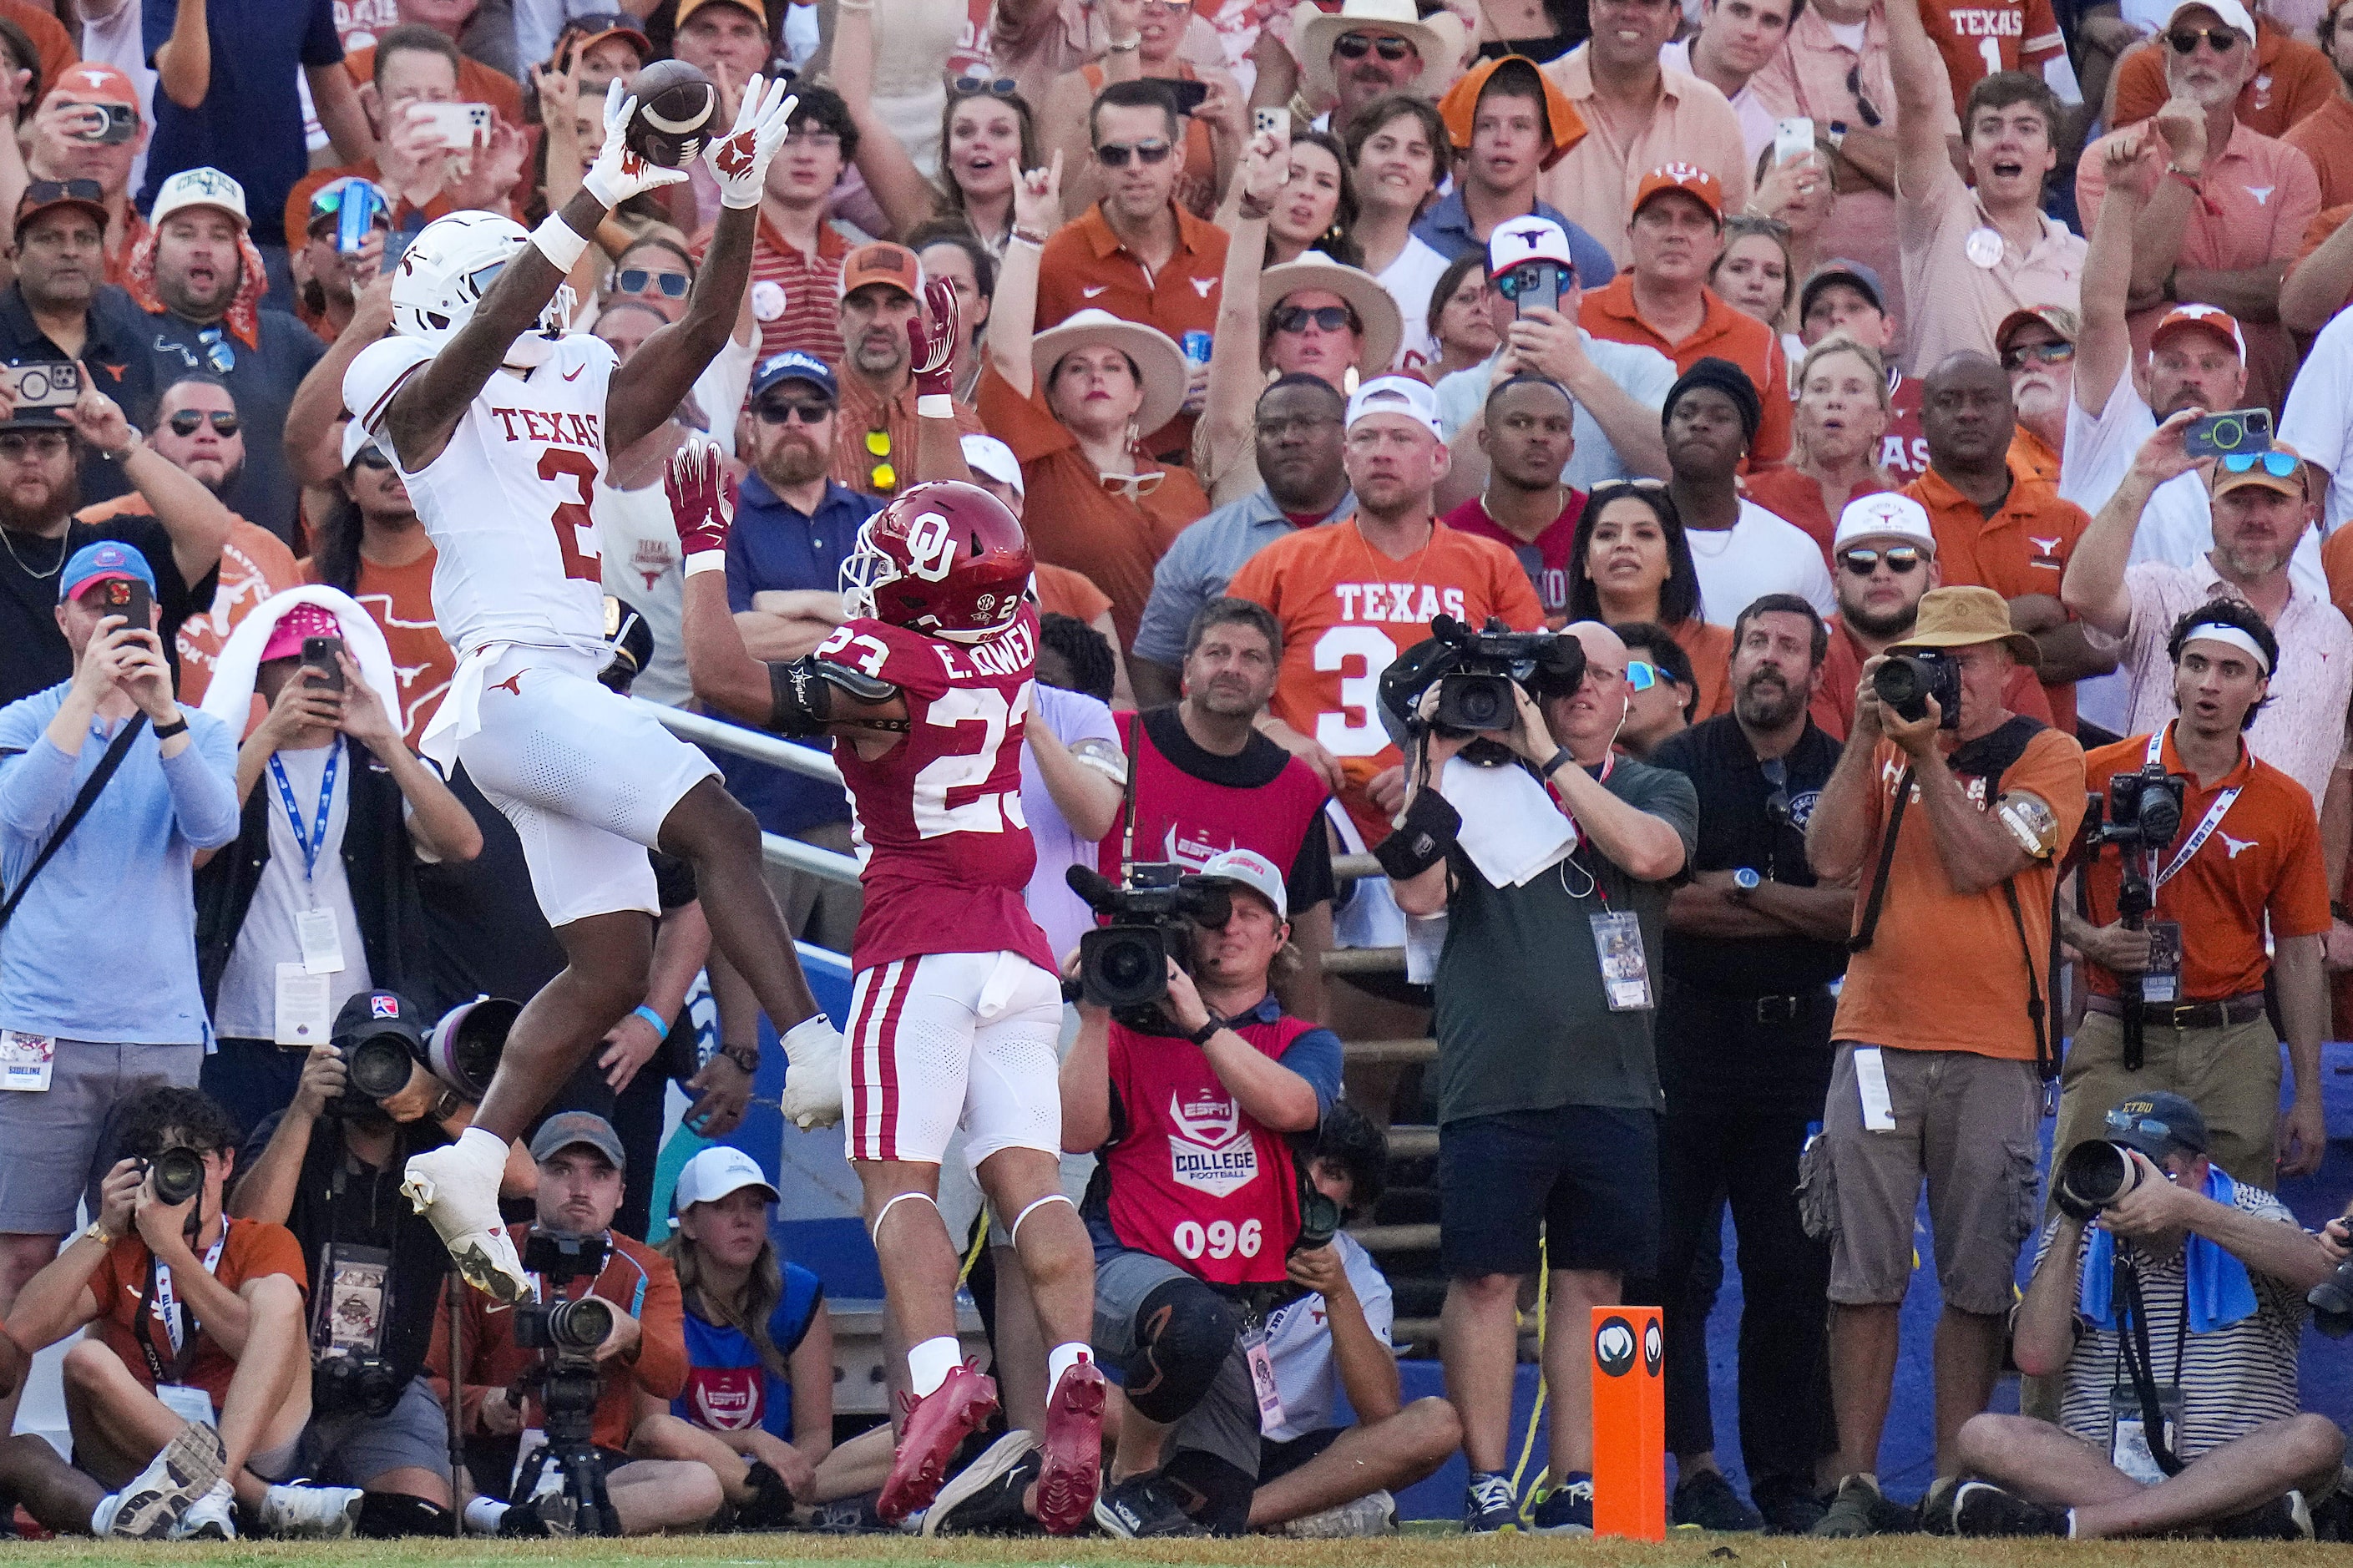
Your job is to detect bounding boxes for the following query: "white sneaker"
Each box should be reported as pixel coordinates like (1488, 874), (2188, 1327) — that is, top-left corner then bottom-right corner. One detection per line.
(97, 1424), (227, 1539)
(402, 1139), (528, 1302)
(1273, 1490), (1396, 1538)
(259, 1481), (362, 1540)
(168, 1481), (237, 1540)
(780, 1014), (845, 1130)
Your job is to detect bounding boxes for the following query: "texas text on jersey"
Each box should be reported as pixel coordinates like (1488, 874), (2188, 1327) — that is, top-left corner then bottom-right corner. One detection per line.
(812, 605), (1057, 979)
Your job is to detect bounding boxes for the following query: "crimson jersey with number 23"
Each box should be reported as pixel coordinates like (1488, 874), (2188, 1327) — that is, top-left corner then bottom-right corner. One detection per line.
(815, 606), (1056, 977)
(342, 333), (614, 654)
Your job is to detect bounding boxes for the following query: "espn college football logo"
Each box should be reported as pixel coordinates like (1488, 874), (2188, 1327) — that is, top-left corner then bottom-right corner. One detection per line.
(1166, 1089), (1258, 1197)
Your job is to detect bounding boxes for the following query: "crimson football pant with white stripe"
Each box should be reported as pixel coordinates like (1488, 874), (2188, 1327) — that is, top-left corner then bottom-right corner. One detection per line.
(842, 950), (1064, 1166)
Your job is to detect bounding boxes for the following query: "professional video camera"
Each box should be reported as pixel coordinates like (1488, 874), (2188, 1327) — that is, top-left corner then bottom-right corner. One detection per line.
(512, 1229), (620, 1535)
(1065, 863), (1232, 1029)
(1381, 616), (1585, 762)
(1871, 650), (1961, 729)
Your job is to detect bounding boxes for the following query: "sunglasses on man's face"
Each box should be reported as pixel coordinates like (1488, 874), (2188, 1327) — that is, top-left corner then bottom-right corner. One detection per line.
(2168, 23), (2241, 49)
(2001, 341), (2074, 371)
(1838, 544), (1924, 574)
(1333, 30), (1416, 58)
(1626, 659), (1659, 692)
(754, 397), (834, 425)
(1271, 303), (1356, 334)
(615, 267), (690, 299)
(1096, 139), (1172, 167)
(166, 409), (238, 438)
(351, 445), (392, 470)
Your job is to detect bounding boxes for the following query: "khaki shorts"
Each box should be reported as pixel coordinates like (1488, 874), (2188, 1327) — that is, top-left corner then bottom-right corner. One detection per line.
(1804, 1042), (2042, 1316)
(2054, 1009), (2280, 1190)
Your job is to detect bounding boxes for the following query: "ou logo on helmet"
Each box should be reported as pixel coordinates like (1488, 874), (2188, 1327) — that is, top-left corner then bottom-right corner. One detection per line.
(1593, 1315), (1637, 1378)
(904, 511), (959, 583)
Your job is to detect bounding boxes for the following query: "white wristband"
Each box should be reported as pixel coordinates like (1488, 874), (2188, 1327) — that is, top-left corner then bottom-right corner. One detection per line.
(916, 392), (954, 420)
(684, 550), (727, 577)
(530, 211), (592, 271)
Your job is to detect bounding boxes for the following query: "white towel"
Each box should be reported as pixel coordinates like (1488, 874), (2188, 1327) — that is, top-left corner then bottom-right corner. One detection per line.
(198, 585), (403, 742)
(1441, 756), (1578, 888)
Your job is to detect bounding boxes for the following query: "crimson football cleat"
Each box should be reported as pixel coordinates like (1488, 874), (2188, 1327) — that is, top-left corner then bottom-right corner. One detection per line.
(1033, 1358), (1108, 1535)
(877, 1362), (999, 1523)
(839, 480), (1032, 643)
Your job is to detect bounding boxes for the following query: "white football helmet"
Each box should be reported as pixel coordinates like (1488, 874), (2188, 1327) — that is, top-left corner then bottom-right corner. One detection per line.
(390, 211), (573, 367)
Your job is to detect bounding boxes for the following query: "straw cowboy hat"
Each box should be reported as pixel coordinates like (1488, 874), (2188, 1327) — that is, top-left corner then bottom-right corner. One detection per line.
(1030, 308), (1190, 437)
(1293, 0), (1465, 104)
(1261, 257), (1404, 373)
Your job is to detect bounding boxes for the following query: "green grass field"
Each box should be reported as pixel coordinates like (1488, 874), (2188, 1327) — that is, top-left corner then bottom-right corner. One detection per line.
(0, 1534), (2338, 1568)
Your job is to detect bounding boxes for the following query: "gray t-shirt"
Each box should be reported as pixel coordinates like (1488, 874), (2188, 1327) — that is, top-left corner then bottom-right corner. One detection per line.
(1432, 755), (1698, 1125)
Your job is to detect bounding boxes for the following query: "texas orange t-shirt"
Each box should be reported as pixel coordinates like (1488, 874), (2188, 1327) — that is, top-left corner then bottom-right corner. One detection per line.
(1829, 725), (2087, 1060)
(1226, 518), (1545, 845)
(87, 1219), (306, 1406)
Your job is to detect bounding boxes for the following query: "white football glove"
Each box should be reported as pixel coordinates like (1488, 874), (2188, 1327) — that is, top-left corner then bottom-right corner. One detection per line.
(704, 73), (797, 211)
(582, 80), (692, 209)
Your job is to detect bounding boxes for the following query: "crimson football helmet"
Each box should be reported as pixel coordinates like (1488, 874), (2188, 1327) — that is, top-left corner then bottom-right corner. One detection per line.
(840, 480), (1033, 641)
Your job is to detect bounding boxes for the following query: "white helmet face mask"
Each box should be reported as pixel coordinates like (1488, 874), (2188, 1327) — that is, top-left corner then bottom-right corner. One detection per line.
(838, 516), (898, 624)
(390, 213), (571, 365)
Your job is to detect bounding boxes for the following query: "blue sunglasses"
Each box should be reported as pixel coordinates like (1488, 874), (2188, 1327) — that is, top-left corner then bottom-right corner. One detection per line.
(1627, 660), (1658, 692)
(2219, 451), (2299, 478)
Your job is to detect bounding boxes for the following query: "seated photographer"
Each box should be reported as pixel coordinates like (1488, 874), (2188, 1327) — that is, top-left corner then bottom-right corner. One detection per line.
(1951, 1092), (2342, 1540)
(630, 1146), (833, 1530)
(1244, 1103), (1460, 1538)
(1802, 586), (2087, 1538)
(1383, 620), (1696, 1534)
(428, 1113), (717, 1538)
(192, 590), (482, 1138)
(2058, 602), (2332, 1186)
(6, 1085), (364, 1540)
(229, 990), (536, 1533)
(1054, 849), (1343, 1540)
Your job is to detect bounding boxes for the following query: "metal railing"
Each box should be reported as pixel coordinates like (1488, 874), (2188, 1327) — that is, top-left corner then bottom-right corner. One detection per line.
(632, 699), (863, 887)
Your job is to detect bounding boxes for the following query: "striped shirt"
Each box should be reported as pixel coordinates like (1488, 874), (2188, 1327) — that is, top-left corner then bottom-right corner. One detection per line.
(707, 215), (851, 370)
(2118, 561), (2353, 805)
(2046, 1182), (2308, 1460)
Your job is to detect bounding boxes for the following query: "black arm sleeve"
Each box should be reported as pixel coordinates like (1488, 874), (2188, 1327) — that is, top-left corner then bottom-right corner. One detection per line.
(766, 657), (903, 736)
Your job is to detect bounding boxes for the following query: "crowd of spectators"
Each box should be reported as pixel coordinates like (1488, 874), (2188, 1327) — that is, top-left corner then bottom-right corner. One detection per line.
(0, 0), (2350, 1544)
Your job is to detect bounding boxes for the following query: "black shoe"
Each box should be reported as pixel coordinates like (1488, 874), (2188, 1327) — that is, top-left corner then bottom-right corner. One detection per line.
(1917, 1477), (1959, 1536)
(1672, 1469), (1764, 1532)
(1462, 1471), (1517, 1533)
(2214, 1490), (2312, 1540)
(733, 1461), (799, 1531)
(1953, 1481), (2069, 1538)
(926, 1434), (1045, 1537)
(802, 1490), (892, 1535)
(1092, 1475), (1204, 1539)
(1751, 1474), (1827, 1535)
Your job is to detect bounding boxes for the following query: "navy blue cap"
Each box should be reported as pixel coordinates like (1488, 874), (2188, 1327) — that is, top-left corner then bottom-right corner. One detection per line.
(2105, 1091), (2208, 1161)
(750, 350), (837, 402)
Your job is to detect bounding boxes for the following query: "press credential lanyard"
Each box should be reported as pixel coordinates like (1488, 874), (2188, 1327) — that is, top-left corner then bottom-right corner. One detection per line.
(267, 738), (342, 883)
(141, 1234), (228, 1379)
(2143, 729), (2238, 891)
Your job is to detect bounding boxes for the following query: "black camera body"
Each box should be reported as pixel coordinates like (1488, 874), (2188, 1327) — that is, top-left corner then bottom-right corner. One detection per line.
(144, 1146), (205, 1206)
(1427, 616), (1586, 737)
(2097, 763), (2188, 851)
(1067, 863), (1232, 1030)
(1872, 650), (1961, 729)
(313, 1351), (403, 1419)
(2054, 1139), (2148, 1221)
(515, 1230), (610, 1357)
(329, 1033), (416, 1118)
(2310, 1237), (2353, 1337)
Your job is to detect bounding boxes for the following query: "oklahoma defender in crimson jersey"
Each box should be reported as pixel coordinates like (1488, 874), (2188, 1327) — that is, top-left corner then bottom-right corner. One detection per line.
(670, 437), (1106, 1535)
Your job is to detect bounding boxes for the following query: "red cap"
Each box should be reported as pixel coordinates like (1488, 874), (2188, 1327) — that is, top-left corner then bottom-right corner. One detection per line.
(2150, 303), (2246, 364)
(48, 63), (140, 114)
(1632, 162), (1723, 224)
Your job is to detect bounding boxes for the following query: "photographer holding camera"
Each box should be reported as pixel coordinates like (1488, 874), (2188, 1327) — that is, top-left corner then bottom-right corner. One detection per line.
(1803, 584), (2087, 1536)
(1059, 848), (1344, 1540)
(7, 1084), (364, 1540)
(2058, 602), (2332, 1186)
(228, 989), (536, 1530)
(1948, 1092), (2342, 1540)
(426, 1112), (716, 1537)
(1382, 619), (1696, 1535)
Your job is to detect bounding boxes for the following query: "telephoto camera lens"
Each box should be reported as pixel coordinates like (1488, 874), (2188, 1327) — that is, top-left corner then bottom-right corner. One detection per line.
(1079, 925), (1171, 1010)
(149, 1146), (205, 1206)
(544, 1296), (615, 1351)
(344, 1034), (414, 1100)
(1872, 655), (1927, 716)
(2054, 1140), (2142, 1220)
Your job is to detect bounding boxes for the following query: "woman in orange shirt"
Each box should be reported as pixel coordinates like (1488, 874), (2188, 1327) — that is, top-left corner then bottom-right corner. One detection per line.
(1566, 480), (1735, 721)
(1743, 335), (1893, 565)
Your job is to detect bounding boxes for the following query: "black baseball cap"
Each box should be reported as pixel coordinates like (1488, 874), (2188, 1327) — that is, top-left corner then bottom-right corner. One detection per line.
(331, 989), (426, 1055)
(2105, 1091), (2208, 1161)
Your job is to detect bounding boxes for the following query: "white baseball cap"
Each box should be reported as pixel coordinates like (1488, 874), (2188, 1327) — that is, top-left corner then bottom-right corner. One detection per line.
(1487, 215), (1576, 279)
(1198, 847), (1288, 918)
(1345, 375), (1444, 438)
(670, 1146), (781, 1213)
(1832, 492), (1937, 554)
(961, 434), (1025, 498)
(150, 166), (249, 230)
(2167, 0), (2254, 37)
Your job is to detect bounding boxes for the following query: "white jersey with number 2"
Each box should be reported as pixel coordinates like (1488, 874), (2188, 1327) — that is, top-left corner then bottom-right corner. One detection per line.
(343, 333), (615, 657)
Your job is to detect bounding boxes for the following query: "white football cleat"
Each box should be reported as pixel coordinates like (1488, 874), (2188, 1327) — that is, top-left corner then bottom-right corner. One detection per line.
(780, 1014), (845, 1130)
(402, 1140), (528, 1302)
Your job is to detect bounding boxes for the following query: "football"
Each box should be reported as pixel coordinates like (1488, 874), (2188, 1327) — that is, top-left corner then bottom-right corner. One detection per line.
(623, 59), (719, 168)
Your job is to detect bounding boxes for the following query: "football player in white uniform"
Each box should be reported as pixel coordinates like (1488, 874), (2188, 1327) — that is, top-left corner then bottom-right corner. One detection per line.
(342, 78), (845, 1304)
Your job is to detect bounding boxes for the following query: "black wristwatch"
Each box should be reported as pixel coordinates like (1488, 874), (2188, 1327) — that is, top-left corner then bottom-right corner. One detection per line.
(1187, 1014), (1222, 1047)
(1541, 746), (1574, 776)
(718, 1040), (760, 1075)
(150, 715), (188, 739)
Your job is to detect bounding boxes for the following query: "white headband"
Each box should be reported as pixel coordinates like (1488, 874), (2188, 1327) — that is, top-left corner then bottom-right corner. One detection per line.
(2181, 621), (2270, 674)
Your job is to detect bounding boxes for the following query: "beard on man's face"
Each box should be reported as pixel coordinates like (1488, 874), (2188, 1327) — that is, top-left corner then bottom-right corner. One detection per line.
(757, 428), (831, 490)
